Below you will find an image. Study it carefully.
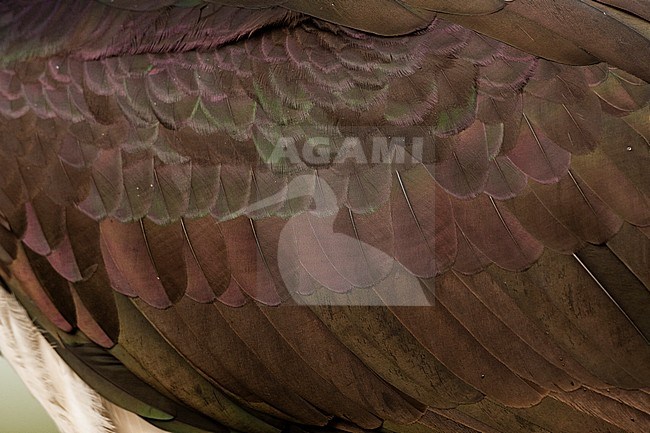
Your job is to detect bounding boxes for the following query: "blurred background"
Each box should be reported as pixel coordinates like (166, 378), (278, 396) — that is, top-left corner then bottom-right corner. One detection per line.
(0, 355), (58, 433)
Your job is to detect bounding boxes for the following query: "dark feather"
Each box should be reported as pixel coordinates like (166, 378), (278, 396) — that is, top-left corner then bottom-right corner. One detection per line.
(1, 2), (649, 432)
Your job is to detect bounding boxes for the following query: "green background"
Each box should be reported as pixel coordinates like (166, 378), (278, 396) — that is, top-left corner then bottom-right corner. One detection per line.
(0, 356), (58, 433)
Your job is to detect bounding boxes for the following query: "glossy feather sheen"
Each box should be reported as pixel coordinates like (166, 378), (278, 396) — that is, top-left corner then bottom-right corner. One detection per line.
(0, 1), (649, 433)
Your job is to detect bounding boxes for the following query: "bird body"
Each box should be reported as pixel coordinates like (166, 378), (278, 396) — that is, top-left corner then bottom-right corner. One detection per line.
(0, 1), (649, 432)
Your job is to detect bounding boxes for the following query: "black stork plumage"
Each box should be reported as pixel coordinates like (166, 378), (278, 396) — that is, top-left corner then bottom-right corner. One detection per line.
(0, 1), (649, 432)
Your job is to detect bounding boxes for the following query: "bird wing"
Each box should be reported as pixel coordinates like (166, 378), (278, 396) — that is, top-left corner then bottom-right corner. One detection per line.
(0, 1), (649, 432)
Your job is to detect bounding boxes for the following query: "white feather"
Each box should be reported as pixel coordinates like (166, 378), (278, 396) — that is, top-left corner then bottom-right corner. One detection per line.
(0, 289), (167, 433)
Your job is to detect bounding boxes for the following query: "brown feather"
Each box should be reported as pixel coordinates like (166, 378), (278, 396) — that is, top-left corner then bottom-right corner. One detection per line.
(1, 2), (649, 432)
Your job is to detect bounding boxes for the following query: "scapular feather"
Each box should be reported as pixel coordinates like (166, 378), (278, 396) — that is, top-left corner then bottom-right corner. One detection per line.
(78, 148), (124, 219)
(455, 270), (602, 387)
(503, 187), (585, 254)
(220, 217), (281, 305)
(607, 223), (650, 290)
(433, 120), (490, 198)
(524, 60), (589, 104)
(306, 297), (483, 408)
(148, 163), (192, 224)
(451, 224), (491, 274)
(181, 217), (229, 303)
(63, 206), (121, 345)
(552, 387), (650, 433)
(571, 149), (650, 226)
(257, 303), (427, 424)
(211, 164), (252, 221)
(522, 92), (602, 154)
(287, 211), (358, 293)
(434, 271), (576, 392)
(490, 252), (650, 388)
(392, 167), (456, 277)
(390, 296), (546, 408)
(483, 155), (528, 200)
(149, 297), (330, 424)
(112, 154), (155, 222)
(0, 224), (18, 262)
(140, 219), (187, 304)
(215, 302), (384, 429)
(429, 58), (479, 136)
(529, 170), (623, 244)
(594, 69), (650, 114)
(99, 219), (173, 308)
(575, 244), (650, 342)
(69, 286), (114, 348)
(46, 232), (82, 282)
(22, 246), (77, 328)
(599, 114), (650, 197)
(452, 194), (542, 271)
(22, 201), (56, 255)
(507, 114), (571, 184)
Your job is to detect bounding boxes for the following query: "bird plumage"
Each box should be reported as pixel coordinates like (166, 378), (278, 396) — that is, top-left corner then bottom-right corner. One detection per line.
(0, 1), (649, 432)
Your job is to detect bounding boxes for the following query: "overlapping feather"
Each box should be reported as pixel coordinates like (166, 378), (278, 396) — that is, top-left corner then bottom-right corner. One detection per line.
(0, 2), (649, 433)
